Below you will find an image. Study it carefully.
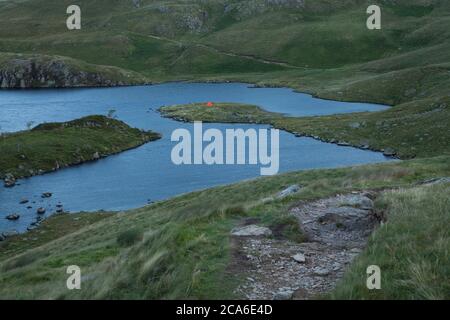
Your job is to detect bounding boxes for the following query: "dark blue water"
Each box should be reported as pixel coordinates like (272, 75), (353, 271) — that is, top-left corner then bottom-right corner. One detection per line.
(0, 83), (390, 233)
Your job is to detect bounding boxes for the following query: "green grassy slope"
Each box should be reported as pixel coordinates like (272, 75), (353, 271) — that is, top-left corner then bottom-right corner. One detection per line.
(0, 156), (449, 299)
(160, 100), (450, 159)
(0, 0), (449, 300)
(0, 115), (161, 179)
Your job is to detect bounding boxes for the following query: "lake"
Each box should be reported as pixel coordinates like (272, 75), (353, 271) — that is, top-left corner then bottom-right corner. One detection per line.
(0, 83), (390, 233)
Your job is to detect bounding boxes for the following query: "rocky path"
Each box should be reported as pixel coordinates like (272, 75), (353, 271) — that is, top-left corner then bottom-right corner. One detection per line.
(232, 192), (380, 300)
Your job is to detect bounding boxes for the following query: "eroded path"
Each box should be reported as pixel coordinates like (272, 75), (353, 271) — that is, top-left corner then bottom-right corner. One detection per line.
(232, 192), (381, 300)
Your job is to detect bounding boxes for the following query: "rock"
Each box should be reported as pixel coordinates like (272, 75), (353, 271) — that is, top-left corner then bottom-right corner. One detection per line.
(420, 177), (450, 186)
(277, 185), (301, 199)
(4, 174), (16, 188)
(2, 230), (19, 238)
(0, 55), (142, 89)
(56, 208), (64, 213)
(337, 141), (351, 146)
(37, 207), (46, 214)
(20, 198), (29, 204)
(231, 225), (272, 237)
(273, 289), (294, 300)
(383, 148), (396, 157)
(313, 267), (330, 276)
(6, 214), (20, 221)
(342, 195), (374, 210)
(41, 192), (52, 198)
(0, 234), (5, 241)
(292, 253), (306, 263)
(93, 152), (100, 160)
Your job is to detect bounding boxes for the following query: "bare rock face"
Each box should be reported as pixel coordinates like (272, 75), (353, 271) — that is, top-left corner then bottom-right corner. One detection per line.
(0, 55), (144, 89)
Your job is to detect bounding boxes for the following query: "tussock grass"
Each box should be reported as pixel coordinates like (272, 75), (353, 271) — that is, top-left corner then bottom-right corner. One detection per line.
(331, 184), (450, 300)
(0, 156), (449, 299)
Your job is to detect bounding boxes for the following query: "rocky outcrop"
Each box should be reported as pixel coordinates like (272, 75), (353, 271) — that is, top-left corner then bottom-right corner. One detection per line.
(0, 54), (146, 89)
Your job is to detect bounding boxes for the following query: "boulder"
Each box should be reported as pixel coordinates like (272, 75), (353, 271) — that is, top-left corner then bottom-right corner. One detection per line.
(420, 177), (450, 186)
(6, 214), (20, 221)
(292, 253), (306, 263)
(41, 192), (52, 198)
(4, 175), (16, 188)
(231, 225), (272, 237)
(37, 207), (46, 214)
(341, 195), (374, 210)
(273, 289), (294, 300)
(20, 198), (29, 204)
(277, 185), (301, 199)
(383, 148), (396, 157)
(2, 230), (19, 238)
(313, 267), (330, 276)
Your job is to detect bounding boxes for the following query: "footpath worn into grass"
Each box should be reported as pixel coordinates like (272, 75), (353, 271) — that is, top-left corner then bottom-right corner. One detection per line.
(0, 156), (448, 299)
(0, 115), (161, 180)
(160, 101), (450, 159)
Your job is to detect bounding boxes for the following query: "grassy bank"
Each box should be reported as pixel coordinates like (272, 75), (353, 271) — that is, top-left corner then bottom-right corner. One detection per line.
(160, 101), (450, 159)
(0, 156), (449, 299)
(331, 183), (450, 299)
(0, 115), (161, 180)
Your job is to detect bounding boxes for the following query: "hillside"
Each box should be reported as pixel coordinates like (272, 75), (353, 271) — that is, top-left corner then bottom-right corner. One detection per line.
(0, 0), (449, 300)
(0, 156), (449, 299)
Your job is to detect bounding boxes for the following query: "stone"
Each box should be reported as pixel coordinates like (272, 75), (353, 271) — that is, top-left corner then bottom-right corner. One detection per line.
(292, 253), (306, 263)
(383, 148), (396, 157)
(342, 195), (374, 210)
(277, 185), (301, 199)
(93, 152), (100, 160)
(2, 230), (19, 238)
(37, 207), (46, 214)
(231, 225), (272, 237)
(20, 198), (29, 204)
(41, 192), (52, 198)
(420, 177), (450, 186)
(313, 267), (330, 276)
(6, 214), (20, 221)
(273, 289), (293, 300)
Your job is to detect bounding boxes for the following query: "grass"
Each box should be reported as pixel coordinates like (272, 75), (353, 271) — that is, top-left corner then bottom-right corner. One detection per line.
(331, 183), (450, 299)
(0, 155), (449, 299)
(0, 0), (449, 300)
(159, 100), (450, 159)
(0, 115), (161, 179)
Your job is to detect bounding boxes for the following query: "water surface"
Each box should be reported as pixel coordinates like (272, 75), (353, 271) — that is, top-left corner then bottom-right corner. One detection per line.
(0, 83), (390, 233)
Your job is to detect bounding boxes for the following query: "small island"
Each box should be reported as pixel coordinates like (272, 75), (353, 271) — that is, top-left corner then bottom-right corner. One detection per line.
(0, 115), (161, 186)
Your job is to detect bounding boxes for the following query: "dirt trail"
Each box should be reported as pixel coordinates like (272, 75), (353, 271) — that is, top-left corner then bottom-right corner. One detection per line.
(232, 192), (381, 300)
(127, 31), (303, 69)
